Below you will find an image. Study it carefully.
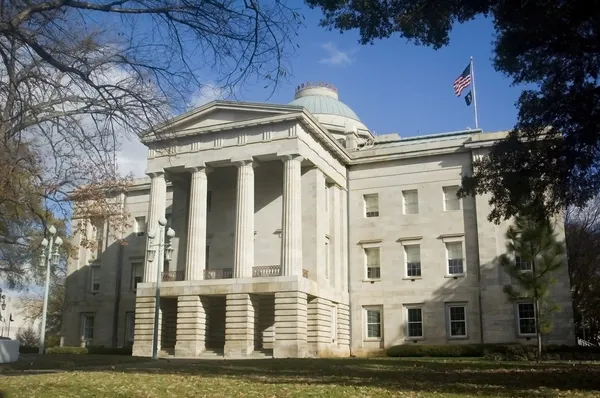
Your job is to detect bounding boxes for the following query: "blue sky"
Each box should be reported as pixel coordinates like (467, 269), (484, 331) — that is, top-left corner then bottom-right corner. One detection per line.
(237, 7), (521, 138)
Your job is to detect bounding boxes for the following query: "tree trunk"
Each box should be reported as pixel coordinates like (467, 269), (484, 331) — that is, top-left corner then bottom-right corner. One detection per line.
(535, 298), (542, 361)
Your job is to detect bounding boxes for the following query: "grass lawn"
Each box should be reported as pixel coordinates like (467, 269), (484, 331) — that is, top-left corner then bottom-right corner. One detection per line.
(1, 355), (600, 397)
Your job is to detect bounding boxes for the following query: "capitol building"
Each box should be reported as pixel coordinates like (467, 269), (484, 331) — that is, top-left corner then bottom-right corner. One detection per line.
(62, 82), (574, 358)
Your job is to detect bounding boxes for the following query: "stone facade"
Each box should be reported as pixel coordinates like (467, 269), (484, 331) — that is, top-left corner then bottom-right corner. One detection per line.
(62, 83), (575, 358)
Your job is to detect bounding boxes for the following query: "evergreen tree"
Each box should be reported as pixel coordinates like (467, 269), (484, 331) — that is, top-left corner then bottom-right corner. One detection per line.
(499, 215), (565, 359)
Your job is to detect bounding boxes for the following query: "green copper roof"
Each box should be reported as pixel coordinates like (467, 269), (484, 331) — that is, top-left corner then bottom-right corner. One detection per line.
(289, 95), (361, 121)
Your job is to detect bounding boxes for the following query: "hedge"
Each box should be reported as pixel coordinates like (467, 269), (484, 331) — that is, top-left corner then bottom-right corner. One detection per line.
(386, 343), (600, 361)
(46, 346), (88, 354)
(19, 345), (39, 354)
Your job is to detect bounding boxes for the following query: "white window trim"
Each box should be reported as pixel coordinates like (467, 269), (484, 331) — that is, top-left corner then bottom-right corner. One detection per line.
(405, 305), (424, 340)
(325, 236), (330, 279)
(81, 313), (95, 343)
(403, 244), (422, 279)
(90, 265), (100, 293)
(362, 244), (382, 281)
(516, 302), (537, 337)
(134, 216), (146, 237)
(402, 189), (419, 215)
(130, 262), (143, 291)
(364, 306), (383, 341)
(446, 304), (468, 339)
(443, 185), (462, 211)
(444, 240), (466, 278)
(363, 193), (380, 218)
(515, 255), (533, 273)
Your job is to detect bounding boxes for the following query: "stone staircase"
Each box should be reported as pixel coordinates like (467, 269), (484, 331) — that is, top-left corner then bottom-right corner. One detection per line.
(159, 348), (274, 359)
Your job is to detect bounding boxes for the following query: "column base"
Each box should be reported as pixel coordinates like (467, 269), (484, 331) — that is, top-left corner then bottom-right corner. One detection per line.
(132, 342), (153, 357)
(224, 293), (255, 358)
(273, 291), (308, 358)
(175, 340), (205, 357)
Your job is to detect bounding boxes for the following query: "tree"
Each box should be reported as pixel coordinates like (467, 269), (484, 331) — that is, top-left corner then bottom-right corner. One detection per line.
(19, 276), (65, 338)
(307, 0), (600, 223)
(0, 1), (299, 288)
(499, 214), (565, 359)
(565, 198), (600, 344)
(16, 326), (39, 347)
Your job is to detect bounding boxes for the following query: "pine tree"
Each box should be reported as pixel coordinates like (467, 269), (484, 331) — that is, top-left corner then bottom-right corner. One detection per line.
(499, 215), (565, 359)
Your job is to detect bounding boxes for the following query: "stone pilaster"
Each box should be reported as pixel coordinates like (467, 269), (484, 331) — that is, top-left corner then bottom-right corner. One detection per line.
(175, 295), (206, 357)
(340, 189), (349, 292)
(185, 167), (208, 280)
(233, 160), (254, 278)
(281, 154), (303, 276)
(274, 291), (307, 358)
(144, 172), (166, 282)
(307, 297), (332, 356)
(132, 297), (161, 357)
(224, 293), (255, 358)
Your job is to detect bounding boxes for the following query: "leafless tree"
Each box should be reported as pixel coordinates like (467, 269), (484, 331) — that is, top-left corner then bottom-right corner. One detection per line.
(0, 1), (300, 288)
(565, 198), (600, 344)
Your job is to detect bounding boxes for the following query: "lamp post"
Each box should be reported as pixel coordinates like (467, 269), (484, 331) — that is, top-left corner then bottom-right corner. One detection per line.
(0, 289), (6, 337)
(146, 217), (175, 360)
(39, 225), (63, 354)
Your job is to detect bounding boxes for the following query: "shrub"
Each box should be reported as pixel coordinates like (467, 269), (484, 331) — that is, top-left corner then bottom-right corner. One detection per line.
(86, 345), (132, 355)
(386, 344), (483, 357)
(46, 346), (88, 354)
(19, 345), (39, 354)
(16, 327), (39, 347)
(45, 334), (61, 348)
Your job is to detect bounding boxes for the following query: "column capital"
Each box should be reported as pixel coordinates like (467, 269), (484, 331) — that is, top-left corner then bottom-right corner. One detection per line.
(146, 170), (165, 179)
(231, 156), (257, 168)
(277, 150), (303, 163)
(185, 163), (213, 174)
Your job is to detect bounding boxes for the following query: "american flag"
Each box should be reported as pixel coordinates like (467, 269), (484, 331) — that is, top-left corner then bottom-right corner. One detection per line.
(453, 64), (471, 97)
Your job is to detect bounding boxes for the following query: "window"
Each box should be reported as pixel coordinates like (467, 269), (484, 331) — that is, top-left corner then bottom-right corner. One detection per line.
(446, 242), (464, 275)
(165, 213), (172, 228)
(515, 256), (532, 272)
(82, 314), (95, 342)
(364, 194), (379, 217)
(448, 305), (467, 337)
(365, 247), (381, 279)
(325, 238), (330, 279)
(405, 245), (421, 277)
(206, 245), (210, 268)
(331, 306), (338, 342)
(407, 307), (423, 338)
(93, 220), (104, 258)
(443, 186), (461, 211)
(402, 190), (419, 214)
(207, 190), (212, 212)
(365, 307), (382, 339)
(134, 216), (146, 237)
(130, 262), (143, 290)
(517, 302), (536, 335)
(90, 265), (100, 292)
(125, 312), (135, 343)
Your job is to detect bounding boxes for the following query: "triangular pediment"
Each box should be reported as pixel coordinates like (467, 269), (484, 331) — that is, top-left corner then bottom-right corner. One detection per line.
(147, 101), (301, 140)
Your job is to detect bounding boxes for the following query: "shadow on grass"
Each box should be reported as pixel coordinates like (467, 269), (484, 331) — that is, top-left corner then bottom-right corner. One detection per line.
(4, 356), (600, 397)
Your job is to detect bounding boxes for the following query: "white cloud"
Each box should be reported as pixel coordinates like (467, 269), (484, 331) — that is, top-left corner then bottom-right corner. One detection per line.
(189, 83), (224, 109)
(116, 135), (148, 178)
(319, 42), (356, 66)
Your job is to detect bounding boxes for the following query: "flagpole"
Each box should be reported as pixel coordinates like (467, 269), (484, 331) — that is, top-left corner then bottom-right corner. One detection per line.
(470, 56), (479, 129)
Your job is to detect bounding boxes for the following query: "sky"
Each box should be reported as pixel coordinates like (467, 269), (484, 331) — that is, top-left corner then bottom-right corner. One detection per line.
(118, 5), (524, 177)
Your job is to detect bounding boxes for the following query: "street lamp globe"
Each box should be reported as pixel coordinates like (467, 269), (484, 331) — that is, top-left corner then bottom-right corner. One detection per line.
(48, 225), (57, 235)
(158, 218), (167, 227)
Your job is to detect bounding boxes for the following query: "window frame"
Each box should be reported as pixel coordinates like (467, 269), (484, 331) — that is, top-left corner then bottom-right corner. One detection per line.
(405, 306), (424, 340)
(364, 246), (381, 280)
(134, 216), (146, 237)
(81, 313), (95, 343)
(363, 193), (380, 218)
(404, 244), (422, 278)
(364, 306), (383, 341)
(443, 185), (461, 211)
(516, 302), (537, 336)
(130, 262), (143, 291)
(515, 255), (533, 272)
(125, 312), (135, 343)
(445, 241), (465, 276)
(402, 189), (419, 215)
(90, 265), (100, 292)
(325, 236), (330, 279)
(447, 304), (468, 338)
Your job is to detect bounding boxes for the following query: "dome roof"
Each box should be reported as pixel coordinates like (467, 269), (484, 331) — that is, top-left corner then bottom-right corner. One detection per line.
(288, 82), (361, 121)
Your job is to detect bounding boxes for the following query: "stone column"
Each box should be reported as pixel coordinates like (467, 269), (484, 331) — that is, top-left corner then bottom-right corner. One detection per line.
(175, 295), (206, 357)
(280, 154), (303, 276)
(132, 297), (161, 357)
(185, 166), (209, 280)
(337, 303), (351, 355)
(273, 291), (307, 358)
(144, 172), (167, 283)
(233, 159), (255, 279)
(307, 297), (332, 356)
(224, 293), (255, 358)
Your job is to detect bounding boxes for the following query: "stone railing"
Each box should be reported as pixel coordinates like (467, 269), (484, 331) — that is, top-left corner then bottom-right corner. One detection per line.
(161, 271), (185, 282)
(252, 265), (281, 277)
(204, 268), (233, 280)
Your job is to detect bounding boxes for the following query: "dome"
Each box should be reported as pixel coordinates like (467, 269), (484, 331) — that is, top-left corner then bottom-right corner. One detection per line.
(289, 82), (361, 121)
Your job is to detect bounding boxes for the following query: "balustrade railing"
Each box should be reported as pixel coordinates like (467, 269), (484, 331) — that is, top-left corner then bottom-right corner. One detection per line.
(204, 268), (233, 280)
(252, 265), (281, 277)
(161, 271), (185, 282)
